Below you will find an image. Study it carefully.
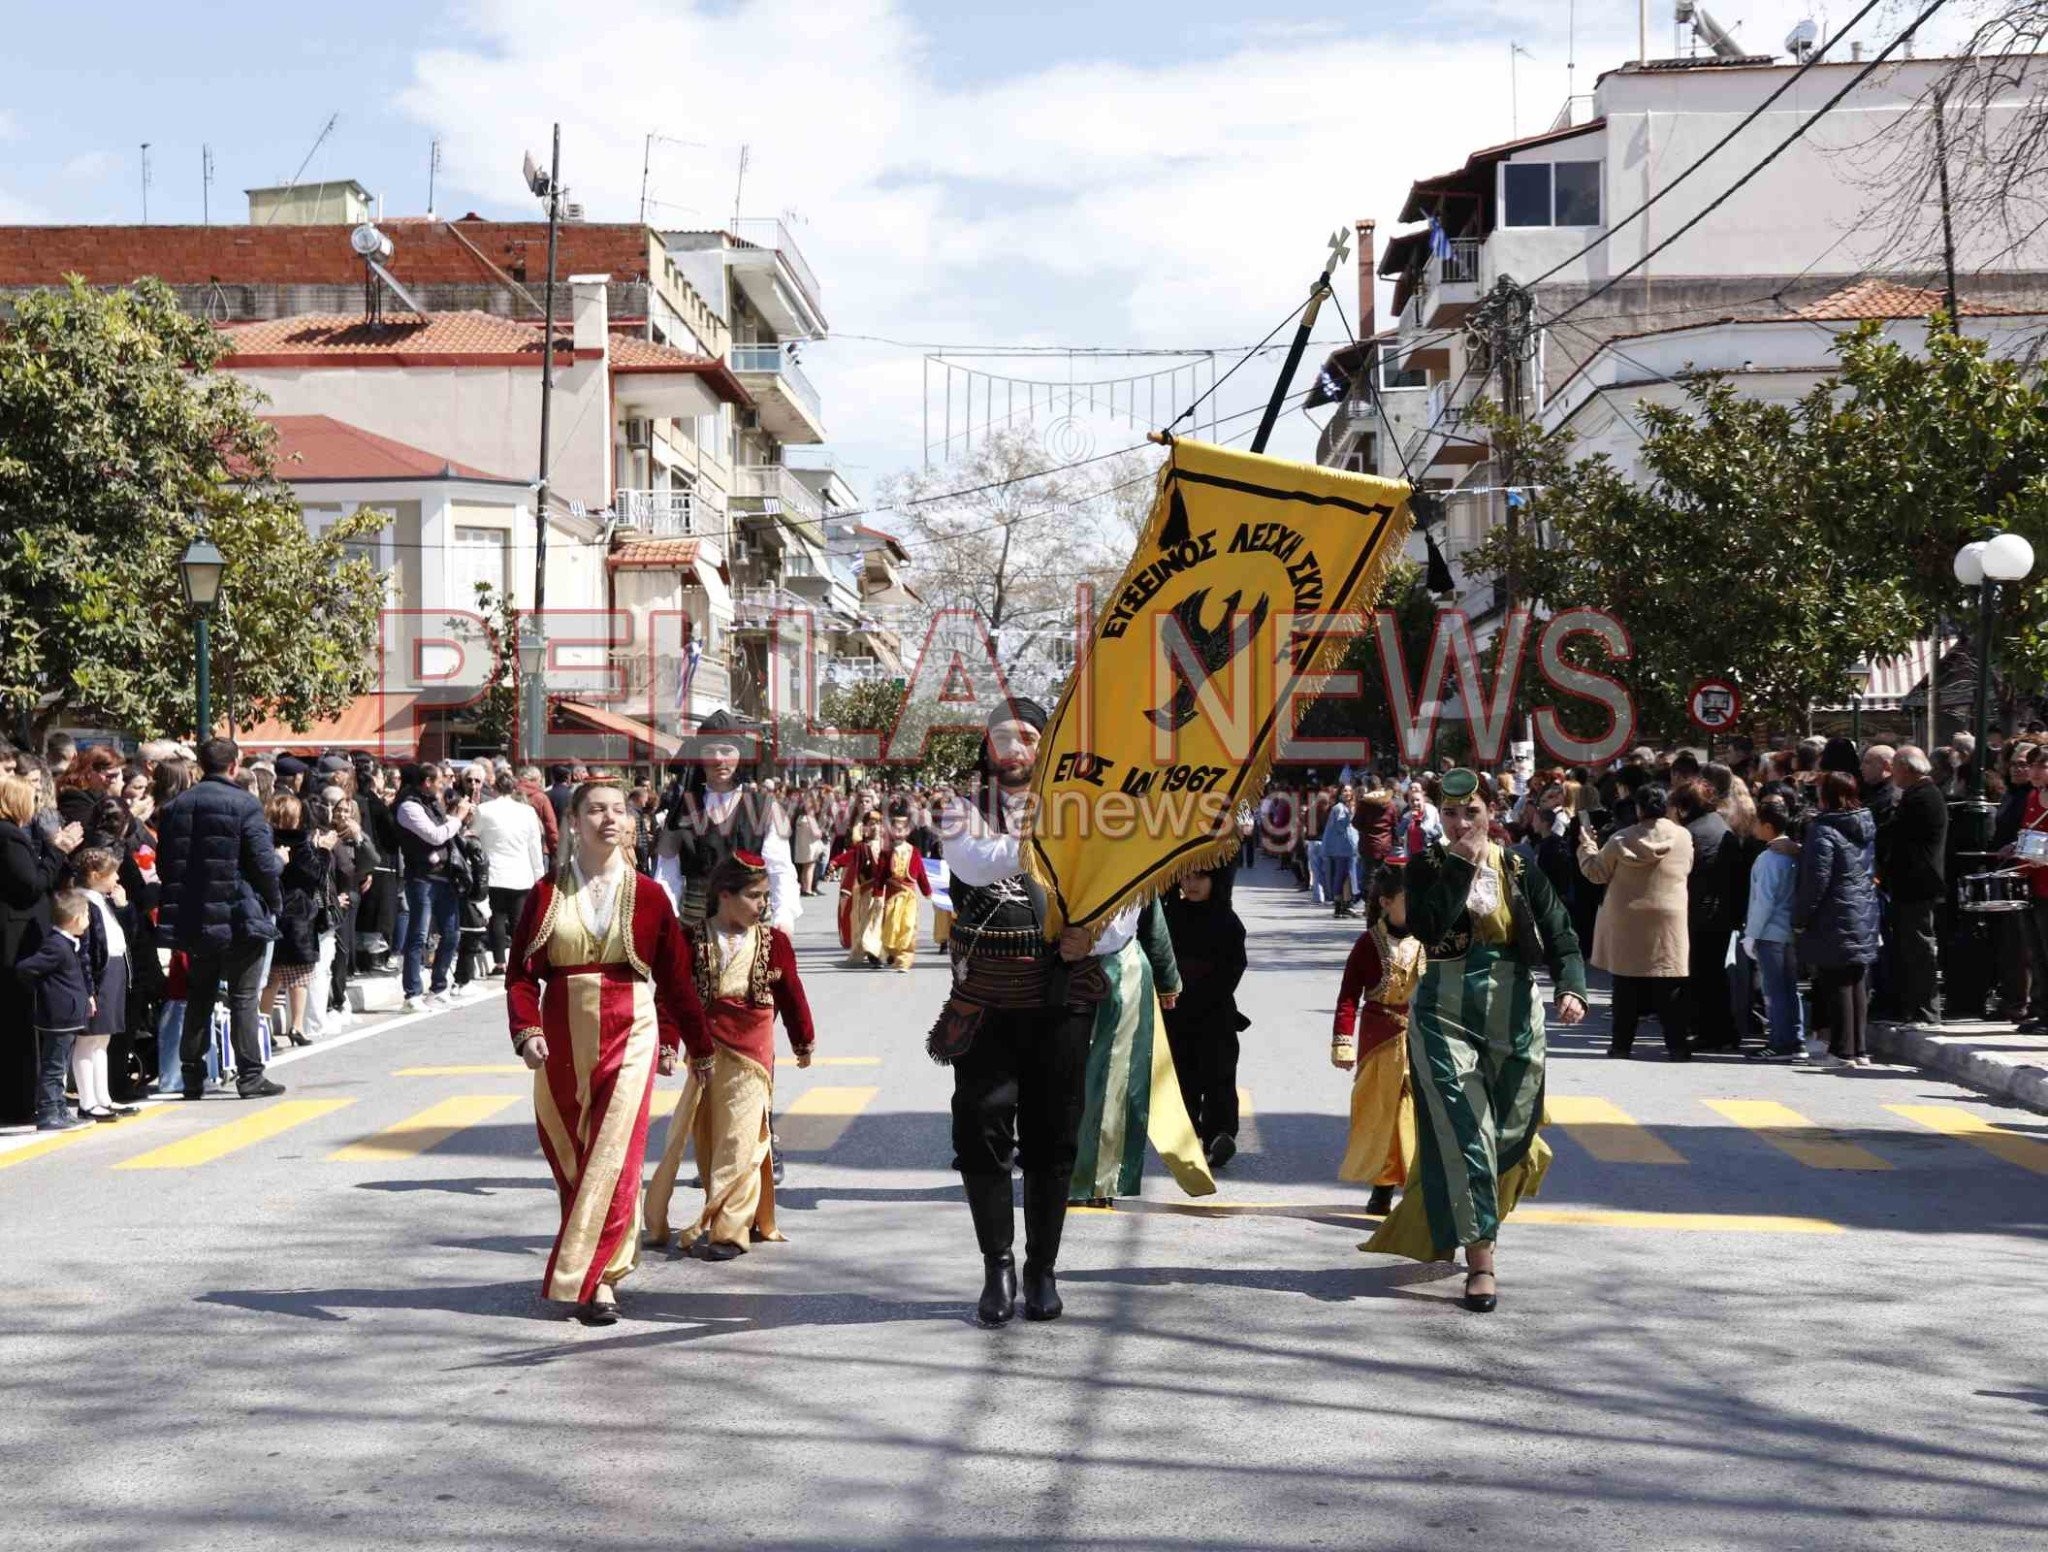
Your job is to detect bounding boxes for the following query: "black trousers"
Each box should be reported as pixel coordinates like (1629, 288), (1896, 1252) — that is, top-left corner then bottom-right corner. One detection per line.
(1163, 1006), (1240, 1145)
(2020, 901), (2048, 1021)
(1889, 897), (1941, 1025)
(1814, 962), (1870, 1059)
(1684, 924), (1736, 1048)
(181, 937), (269, 1092)
(487, 886), (530, 968)
(950, 1004), (1093, 1180)
(329, 898), (357, 1012)
(1610, 974), (1689, 1056)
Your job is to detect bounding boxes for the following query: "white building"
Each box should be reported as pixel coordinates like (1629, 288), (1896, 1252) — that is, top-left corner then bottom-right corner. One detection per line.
(1320, 47), (2048, 625)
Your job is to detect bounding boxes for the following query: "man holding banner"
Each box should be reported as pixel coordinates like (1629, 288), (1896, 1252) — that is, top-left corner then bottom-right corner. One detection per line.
(926, 437), (1413, 1328)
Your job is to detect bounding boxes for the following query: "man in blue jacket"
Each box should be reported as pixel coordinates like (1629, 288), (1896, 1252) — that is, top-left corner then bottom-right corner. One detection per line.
(156, 738), (286, 1099)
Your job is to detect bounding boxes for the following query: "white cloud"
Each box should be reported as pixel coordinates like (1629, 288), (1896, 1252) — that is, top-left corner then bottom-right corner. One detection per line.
(397, 0), (1941, 490)
(0, 110), (21, 143)
(61, 150), (122, 182)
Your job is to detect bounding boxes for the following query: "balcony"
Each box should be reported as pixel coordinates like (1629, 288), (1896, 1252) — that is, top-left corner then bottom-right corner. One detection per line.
(720, 217), (829, 341)
(729, 342), (826, 444)
(1422, 238), (1483, 324)
(733, 464), (825, 539)
(609, 646), (731, 720)
(613, 488), (698, 536)
(733, 583), (811, 631)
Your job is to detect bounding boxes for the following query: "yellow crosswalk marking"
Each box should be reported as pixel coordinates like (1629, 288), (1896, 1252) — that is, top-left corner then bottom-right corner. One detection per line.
(1704, 1099), (1892, 1170)
(1236, 1088), (1262, 1154)
(395, 1064), (528, 1077)
(808, 1056), (882, 1067)
(1545, 1095), (1688, 1164)
(0, 1106), (172, 1170)
(777, 1086), (878, 1152)
(114, 1099), (354, 1170)
(1886, 1104), (2048, 1175)
(1515, 1208), (1844, 1234)
(329, 1095), (522, 1162)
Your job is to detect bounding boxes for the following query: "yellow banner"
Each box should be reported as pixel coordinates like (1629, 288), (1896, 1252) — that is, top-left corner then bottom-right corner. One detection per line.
(1026, 438), (1411, 932)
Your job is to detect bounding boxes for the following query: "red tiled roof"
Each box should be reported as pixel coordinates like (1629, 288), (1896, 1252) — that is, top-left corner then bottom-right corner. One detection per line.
(259, 414), (521, 484)
(608, 331), (752, 405)
(240, 690), (423, 755)
(221, 310), (573, 362)
(609, 537), (705, 570)
(1794, 278), (2020, 320)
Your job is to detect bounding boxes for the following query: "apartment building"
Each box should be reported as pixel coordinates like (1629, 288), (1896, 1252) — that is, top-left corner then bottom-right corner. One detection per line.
(1319, 44), (2048, 626)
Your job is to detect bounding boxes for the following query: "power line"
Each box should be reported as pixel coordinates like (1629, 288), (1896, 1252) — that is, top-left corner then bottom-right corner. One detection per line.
(1525, 0), (1892, 293)
(1164, 294), (1312, 433)
(1542, 0), (1952, 330)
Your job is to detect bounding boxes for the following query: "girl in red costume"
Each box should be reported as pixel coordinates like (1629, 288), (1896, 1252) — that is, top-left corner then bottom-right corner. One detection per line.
(506, 782), (703, 1327)
(645, 852), (816, 1261)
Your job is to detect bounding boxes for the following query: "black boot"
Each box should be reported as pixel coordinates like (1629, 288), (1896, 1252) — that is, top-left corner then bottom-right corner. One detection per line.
(962, 1173), (1016, 1327)
(1020, 1172), (1068, 1322)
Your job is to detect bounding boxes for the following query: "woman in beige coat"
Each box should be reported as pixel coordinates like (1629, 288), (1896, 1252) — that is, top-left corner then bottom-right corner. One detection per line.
(1577, 783), (1695, 1061)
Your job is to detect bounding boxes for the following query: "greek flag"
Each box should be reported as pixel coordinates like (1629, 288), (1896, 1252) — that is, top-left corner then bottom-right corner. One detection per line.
(1428, 216), (1453, 262)
(677, 636), (702, 711)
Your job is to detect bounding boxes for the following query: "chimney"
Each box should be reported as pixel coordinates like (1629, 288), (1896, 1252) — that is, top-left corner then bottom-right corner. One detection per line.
(567, 273), (611, 354)
(1355, 219), (1377, 342)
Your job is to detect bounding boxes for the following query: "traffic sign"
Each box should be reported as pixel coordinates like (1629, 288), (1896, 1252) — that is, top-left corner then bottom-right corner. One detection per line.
(1687, 678), (1742, 734)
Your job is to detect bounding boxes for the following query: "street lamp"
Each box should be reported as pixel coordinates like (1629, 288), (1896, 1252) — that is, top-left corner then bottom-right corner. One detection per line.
(1846, 658), (1873, 746)
(1955, 533), (2036, 801)
(178, 536), (226, 742)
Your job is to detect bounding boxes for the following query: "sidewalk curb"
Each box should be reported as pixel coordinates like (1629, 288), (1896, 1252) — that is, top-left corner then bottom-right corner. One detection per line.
(1869, 1020), (2048, 1115)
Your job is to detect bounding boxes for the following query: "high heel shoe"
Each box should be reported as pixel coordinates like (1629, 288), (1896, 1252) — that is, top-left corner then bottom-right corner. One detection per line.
(1461, 1270), (1498, 1313)
(285, 1028), (312, 1048)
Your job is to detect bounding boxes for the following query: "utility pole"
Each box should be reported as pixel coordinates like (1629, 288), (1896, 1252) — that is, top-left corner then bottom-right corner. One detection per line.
(140, 143), (151, 223)
(1933, 88), (1960, 329)
(532, 125), (562, 618)
(201, 145), (213, 225)
(428, 138), (442, 218)
(1471, 276), (1535, 617)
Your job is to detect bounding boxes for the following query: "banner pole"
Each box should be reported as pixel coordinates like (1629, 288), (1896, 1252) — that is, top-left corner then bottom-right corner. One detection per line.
(1251, 229), (1352, 454)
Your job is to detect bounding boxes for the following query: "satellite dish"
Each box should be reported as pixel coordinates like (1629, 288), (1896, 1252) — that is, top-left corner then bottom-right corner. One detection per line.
(523, 151), (551, 199)
(349, 222), (393, 261)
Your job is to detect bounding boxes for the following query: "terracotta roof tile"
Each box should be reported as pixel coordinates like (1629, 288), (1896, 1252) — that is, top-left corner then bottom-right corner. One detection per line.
(221, 310), (569, 359)
(258, 414), (520, 484)
(609, 537), (703, 569)
(1795, 278), (2019, 320)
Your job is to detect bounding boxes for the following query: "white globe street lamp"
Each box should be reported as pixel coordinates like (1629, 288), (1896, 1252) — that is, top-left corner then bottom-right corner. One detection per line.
(1957, 532), (2036, 801)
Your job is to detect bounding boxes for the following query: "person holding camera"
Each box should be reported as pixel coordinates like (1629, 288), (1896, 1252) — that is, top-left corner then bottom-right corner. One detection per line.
(394, 762), (472, 1012)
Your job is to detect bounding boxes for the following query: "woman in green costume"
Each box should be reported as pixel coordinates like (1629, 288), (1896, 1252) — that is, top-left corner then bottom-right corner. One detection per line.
(1363, 769), (1586, 1311)
(1069, 898), (1215, 1206)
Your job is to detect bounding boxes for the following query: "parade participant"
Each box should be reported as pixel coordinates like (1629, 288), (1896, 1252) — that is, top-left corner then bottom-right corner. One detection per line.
(933, 699), (1105, 1327)
(870, 800), (934, 972)
(654, 709), (799, 933)
(1362, 768), (1586, 1313)
(1332, 864), (1425, 1216)
(1161, 865), (1250, 1168)
(829, 811), (872, 954)
(506, 781), (702, 1326)
(1068, 896), (1202, 1207)
(643, 852), (815, 1261)
(842, 806), (890, 967)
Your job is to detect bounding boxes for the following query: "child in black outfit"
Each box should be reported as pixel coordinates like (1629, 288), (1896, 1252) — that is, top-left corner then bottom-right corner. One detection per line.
(16, 889), (98, 1132)
(1160, 865), (1250, 1169)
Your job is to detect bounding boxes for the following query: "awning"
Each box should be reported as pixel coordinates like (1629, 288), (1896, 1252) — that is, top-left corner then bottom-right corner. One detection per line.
(238, 691), (423, 756)
(551, 699), (682, 758)
(1813, 637), (1960, 712)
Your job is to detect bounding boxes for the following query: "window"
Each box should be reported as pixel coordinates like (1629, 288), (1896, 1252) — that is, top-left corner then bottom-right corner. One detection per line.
(449, 525), (510, 608)
(1380, 358), (1428, 390)
(1501, 160), (1602, 228)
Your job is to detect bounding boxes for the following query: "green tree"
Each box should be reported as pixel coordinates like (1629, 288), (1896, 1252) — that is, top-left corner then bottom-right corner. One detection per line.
(1466, 384), (1918, 738)
(464, 582), (522, 755)
(817, 676), (981, 784)
(0, 277), (384, 742)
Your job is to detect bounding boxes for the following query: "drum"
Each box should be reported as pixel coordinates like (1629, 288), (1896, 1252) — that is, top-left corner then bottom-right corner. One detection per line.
(2016, 830), (2048, 864)
(1958, 870), (2030, 913)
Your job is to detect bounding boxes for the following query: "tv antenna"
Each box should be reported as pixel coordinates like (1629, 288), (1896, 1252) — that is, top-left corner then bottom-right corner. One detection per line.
(263, 111), (340, 224)
(427, 137), (442, 217)
(202, 144), (214, 225)
(140, 143), (152, 224)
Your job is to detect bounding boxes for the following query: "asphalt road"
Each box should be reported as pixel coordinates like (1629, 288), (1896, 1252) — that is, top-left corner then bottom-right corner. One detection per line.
(2, 869), (2044, 1552)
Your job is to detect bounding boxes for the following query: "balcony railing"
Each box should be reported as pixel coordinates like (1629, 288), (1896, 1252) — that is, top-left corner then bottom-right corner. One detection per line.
(733, 583), (810, 629)
(733, 464), (824, 530)
(731, 217), (823, 316)
(1441, 237), (1481, 285)
(613, 488), (697, 536)
(729, 342), (823, 426)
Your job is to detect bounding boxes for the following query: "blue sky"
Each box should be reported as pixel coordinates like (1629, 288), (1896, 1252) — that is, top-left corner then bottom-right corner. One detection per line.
(0, 0), (1935, 486)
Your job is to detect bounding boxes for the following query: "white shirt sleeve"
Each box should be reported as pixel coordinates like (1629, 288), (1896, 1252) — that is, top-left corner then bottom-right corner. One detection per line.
(526, 805), (548, 880)
(941, 798), (1023, 886)
(1090, 903), (1141, 957)
(763, 824), (800, 931)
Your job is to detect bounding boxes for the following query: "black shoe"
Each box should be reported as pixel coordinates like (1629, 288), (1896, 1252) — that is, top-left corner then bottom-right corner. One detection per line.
(1366, 1185), (1395, 1216)
(1019, 1172), (1067, 1322)
(696, 1240), (746, 1262)
(83, 1108), (118, 1124)
(1205, 1133), (1236, 1170)
(285, 1029), (312, 1048)
(1745, 1048), (1797, 1063)
(109, 1103), (140, 1117)
(35, 1115), (90, 1133)
(1665, 1047), (1693, 1063)
(978, 1254), (1019, 1326)
(1605, 1044), (1631, 1059)
(575, 1298), (618, 1326)
(237, 1078), (287, 1099)
(1462, 1271), (1498, 1313)
(182, 1086), (206, 1102)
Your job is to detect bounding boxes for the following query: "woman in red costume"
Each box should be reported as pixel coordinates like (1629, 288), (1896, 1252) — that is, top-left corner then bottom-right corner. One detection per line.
(645, 852), (816, 1261)
(507, 782), (702, 1326)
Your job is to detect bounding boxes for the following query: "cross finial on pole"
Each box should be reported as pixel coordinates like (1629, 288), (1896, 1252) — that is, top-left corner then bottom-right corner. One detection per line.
(1324, 228), (1352, 277)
